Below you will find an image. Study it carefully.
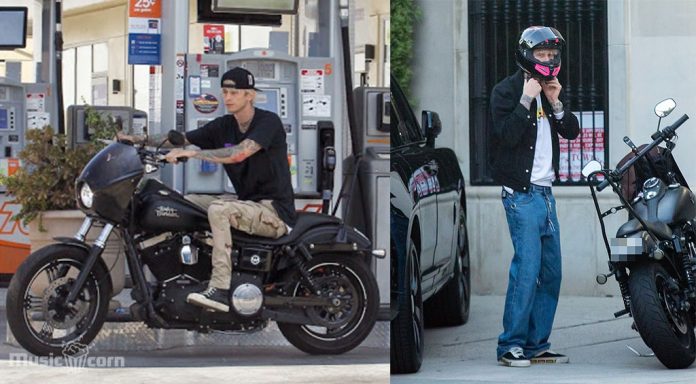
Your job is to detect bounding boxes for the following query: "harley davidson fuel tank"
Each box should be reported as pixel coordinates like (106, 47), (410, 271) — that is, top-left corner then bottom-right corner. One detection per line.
(633, 185), (696, 225)
(137, 179), (210, 232)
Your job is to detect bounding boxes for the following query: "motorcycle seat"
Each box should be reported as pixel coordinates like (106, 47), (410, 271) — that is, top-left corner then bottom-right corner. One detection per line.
(616, 218), (673, 241)
(231, 212), (342, 245)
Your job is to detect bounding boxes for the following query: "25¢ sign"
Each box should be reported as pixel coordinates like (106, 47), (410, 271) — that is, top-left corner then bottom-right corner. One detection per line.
(129, 0), (161, 18)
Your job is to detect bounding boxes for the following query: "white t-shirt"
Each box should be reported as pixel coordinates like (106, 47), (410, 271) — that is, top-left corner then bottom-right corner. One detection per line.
(504, 96), (565, 193)
(530, 95), (555, 186)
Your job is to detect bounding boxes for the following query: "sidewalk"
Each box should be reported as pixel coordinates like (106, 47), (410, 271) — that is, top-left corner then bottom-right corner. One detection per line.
(393, 295), (696, 384)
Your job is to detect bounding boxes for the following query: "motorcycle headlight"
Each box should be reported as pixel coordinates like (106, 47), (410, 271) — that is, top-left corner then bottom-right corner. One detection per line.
(80, 183), (94, 209)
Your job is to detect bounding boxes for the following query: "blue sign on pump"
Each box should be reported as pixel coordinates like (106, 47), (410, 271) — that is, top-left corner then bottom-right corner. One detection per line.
(128, 33), (161, 65)
(0, 109), (7, 129)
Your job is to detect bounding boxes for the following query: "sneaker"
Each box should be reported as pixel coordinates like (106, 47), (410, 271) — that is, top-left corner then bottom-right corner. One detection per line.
(186, 286), (230, 312)
(531, 350), (569, 364)
(498, 347), (531, 367)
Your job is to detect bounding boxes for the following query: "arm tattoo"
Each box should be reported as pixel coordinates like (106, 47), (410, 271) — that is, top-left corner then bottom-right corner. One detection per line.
(193, 139), (262, 164)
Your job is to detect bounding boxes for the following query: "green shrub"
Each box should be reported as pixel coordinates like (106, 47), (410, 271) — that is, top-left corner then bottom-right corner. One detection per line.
(391, 0), (421, 100)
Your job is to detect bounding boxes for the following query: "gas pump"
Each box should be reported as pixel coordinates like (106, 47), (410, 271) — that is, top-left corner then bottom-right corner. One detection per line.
(343, 86), (390, 318)
(0, 79), (26, 168)
(0, 78), (29, 282)
(66, 105), (148, 147)
(180, 49), (342, 210)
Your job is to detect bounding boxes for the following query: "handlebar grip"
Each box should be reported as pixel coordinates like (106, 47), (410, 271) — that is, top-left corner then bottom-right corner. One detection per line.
(597, 178), (611, 192)
(652, 114), (690, 140)
(671, 114), (689, 131)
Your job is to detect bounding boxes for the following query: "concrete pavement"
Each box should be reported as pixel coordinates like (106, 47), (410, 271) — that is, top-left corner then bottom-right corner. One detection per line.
(393, 295), (696, 384)
(0, 288), (389, 383)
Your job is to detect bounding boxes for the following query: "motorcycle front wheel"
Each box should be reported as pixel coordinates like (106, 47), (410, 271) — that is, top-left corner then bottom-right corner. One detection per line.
(629, 262), (696, 369)
(278, 254), (379, 355)
(6, 244), (111, 356)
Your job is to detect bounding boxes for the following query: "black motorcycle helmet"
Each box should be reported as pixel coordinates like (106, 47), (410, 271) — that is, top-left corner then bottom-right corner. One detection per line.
(515, 26), (565, 80)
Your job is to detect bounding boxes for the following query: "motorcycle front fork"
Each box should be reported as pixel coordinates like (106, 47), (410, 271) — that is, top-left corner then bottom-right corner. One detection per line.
(614, 266), (632, 318)
(64, 218), (114, 304)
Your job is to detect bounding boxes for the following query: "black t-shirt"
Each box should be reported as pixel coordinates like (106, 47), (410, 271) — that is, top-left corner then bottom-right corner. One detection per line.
(185, 108), (297, 227)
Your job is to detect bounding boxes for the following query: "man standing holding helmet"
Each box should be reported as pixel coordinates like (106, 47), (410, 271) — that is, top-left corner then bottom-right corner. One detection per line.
(489, 26), (580, 367)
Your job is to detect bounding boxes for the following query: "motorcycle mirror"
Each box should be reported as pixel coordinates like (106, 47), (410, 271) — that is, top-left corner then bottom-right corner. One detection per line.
(168, 130), (186, 146)
(582, 160), (602, 178)
(654, 98), (676, 118)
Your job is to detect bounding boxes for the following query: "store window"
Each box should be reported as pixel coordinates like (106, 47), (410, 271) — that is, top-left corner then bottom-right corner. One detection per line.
(62, 42), (109, 107)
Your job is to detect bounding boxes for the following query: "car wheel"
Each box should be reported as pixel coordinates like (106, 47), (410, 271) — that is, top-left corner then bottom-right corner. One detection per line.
(390, 237), (424, 373)
(424, 207), (470, 327)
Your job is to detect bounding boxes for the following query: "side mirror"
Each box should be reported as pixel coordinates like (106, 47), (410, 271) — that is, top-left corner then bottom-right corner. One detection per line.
(421, 110), (441, 147)
(582, 160), (602, 178)
(654, 99), (676, 118)
(168, 130), (186, 146)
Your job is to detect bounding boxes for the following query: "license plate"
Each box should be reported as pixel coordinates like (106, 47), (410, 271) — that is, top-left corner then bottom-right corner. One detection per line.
(610, 237), (645, 262)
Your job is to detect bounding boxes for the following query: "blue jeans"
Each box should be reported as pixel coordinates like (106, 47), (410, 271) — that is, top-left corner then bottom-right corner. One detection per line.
(496, 184), (562, 359)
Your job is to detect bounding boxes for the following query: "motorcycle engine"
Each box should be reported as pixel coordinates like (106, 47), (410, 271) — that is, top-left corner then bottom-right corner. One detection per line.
(152, 272), (264, 322)
(139, 232), (265, 320)
(139, 232), (213, 282)
(229, 273), (264, 317)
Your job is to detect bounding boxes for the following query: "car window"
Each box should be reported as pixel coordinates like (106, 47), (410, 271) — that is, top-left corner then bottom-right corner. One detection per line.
(391, 76), (424, 146)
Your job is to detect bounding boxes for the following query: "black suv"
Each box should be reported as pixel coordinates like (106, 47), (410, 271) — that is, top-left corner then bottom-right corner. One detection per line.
(390, 75), (471, 373)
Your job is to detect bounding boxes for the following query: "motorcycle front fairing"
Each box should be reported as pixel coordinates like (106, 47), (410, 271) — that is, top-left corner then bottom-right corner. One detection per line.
(76, 142), (145, 223)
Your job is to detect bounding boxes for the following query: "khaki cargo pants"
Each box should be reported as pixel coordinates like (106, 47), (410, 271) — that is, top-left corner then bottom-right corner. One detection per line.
(185, 194), (288, 290)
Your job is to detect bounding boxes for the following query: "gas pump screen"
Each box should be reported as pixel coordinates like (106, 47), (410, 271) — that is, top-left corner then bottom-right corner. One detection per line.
(255, 89), (280, 115)
(0, 7), (28, 49)
(0, 109), (7, 130)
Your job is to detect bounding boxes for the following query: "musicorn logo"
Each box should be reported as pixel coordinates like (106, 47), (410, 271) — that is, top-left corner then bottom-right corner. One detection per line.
(9, 342), (125, 369)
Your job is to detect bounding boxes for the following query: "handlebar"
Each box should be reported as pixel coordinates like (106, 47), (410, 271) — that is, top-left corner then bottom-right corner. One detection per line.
(140, 149), (187, 166)
(596, 113), (688, 192)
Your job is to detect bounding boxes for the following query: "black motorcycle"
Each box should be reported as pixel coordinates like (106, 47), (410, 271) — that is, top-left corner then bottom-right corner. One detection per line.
(583, 99), (696, 368)
(7, 131), (381, 356)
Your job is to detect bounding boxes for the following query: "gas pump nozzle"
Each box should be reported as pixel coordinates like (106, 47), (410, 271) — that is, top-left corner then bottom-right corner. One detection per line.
(321, 146), (337, 214)
(318, 121), (336, 214)
(323, 146), (336, 171)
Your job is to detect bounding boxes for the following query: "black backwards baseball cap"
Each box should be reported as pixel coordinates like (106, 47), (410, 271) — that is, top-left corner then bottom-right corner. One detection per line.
(220, 67), (262, 91)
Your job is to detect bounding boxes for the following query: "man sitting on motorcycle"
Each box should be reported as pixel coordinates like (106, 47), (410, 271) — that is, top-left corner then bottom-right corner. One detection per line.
(120, 67), (297, 312)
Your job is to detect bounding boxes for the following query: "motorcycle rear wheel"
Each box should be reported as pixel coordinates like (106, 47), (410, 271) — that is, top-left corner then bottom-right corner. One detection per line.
(629, 262), (696, 369)
(277, 254), (379, 355)
(6, 244), (111, 356)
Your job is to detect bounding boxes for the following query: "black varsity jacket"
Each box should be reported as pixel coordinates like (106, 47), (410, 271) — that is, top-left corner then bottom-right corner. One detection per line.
(489, 70), (580, 192)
